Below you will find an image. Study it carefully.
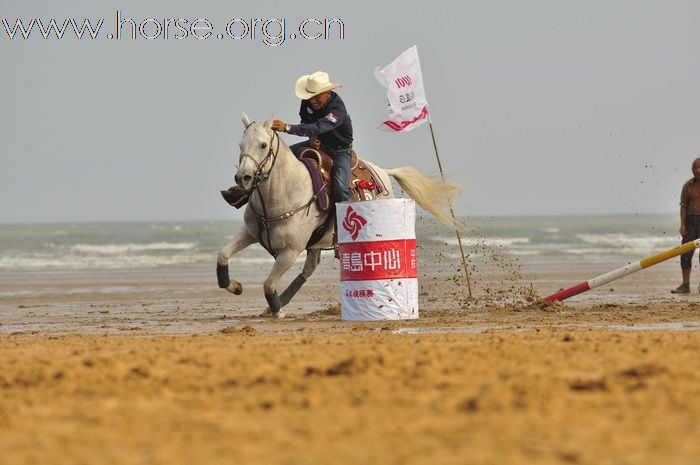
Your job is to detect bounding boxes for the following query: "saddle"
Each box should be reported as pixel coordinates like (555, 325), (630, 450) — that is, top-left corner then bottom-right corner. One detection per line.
(296, 147), (384, 211)
(295, 147), (384, 251)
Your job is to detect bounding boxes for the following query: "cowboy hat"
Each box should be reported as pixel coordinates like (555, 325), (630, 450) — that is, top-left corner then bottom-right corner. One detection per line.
(294, 71), (342, 99)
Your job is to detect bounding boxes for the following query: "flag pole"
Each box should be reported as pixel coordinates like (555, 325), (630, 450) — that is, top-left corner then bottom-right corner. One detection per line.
(427, 120), (473, 298)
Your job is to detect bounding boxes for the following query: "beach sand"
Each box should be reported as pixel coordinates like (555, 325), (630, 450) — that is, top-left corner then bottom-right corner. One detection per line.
(1, 253), (700, 464)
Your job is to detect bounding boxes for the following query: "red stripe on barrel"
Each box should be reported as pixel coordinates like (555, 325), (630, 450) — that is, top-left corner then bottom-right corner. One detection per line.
(543, 282), (590, 302)
(339, 239), (417, 281)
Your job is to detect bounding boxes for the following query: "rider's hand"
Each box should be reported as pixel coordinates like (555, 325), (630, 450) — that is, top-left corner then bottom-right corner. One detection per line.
(310, 136), (320, 149)
(271, 120), (287, 132)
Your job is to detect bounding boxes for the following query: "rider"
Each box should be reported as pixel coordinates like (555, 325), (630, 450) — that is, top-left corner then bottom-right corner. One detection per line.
(272, 71), (353, 204)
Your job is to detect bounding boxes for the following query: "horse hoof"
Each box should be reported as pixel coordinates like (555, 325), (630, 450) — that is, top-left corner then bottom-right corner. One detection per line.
(261, 308), (286, 319)
(226, 282), (242, 295)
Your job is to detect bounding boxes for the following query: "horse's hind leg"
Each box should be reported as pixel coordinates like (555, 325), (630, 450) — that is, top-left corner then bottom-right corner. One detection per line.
(280, 248), (321, 307)
(217, 230), (256, 294)
(263, 248), (302, 314)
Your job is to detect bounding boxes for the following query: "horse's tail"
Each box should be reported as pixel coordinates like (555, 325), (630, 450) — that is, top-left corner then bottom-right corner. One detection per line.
(385, 167), (462, 229)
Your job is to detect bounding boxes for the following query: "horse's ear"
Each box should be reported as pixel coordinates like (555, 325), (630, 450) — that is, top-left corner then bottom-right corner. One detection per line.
(263, 114), (275, 130)
(241, 112), (251, 128)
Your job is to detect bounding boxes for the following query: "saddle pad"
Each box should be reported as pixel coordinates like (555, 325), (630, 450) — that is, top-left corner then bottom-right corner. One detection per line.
(299, 157), (330, 211)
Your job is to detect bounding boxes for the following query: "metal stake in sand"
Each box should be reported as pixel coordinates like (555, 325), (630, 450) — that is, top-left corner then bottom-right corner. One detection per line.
(543, 239), (700, 302)
(428, 121), (473, 298)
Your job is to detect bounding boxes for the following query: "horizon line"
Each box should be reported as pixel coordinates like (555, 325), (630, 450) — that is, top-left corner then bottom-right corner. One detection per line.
(0, 211), (678, 226)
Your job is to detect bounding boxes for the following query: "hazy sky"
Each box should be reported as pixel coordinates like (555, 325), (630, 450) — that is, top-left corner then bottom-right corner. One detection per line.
(1, 0), (699, 223)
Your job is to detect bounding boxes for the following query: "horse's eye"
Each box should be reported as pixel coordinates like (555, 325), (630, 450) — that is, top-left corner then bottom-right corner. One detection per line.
(261, 143), (267, 149)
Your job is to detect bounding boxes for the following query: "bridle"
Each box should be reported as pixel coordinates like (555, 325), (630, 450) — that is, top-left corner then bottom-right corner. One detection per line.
(238, 123), (324, 258)
(238, 122), (280, 188)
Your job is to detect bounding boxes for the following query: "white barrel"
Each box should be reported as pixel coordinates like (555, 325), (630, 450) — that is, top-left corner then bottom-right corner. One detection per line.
(337, 199), (418, 321)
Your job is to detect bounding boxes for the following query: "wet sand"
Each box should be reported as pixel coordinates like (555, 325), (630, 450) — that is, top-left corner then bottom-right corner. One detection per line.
(2, 328), (699, 465)
(1, 254), (700, 464)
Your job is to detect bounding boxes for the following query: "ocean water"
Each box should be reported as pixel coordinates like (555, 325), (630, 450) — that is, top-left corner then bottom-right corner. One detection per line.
(428, 214), (680, 262)
(0, 214), (680, 272)
(0, 214), (682, 271)
(0, 215), (689, 329)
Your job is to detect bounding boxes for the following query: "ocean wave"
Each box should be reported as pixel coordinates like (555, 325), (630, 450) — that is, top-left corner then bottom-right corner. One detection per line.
(575, 234), (676, 250)
(231, 256), (276, 265)
(510, 250), (541, 256)
(426, 232), (680, 258)
(0, 251), (296, 271)
(67, 286), (138, 294)
(431, 236), (531, 248)
(564, 248), (618, 255)
(0, 290), (37, 297)
(70, 242), (198, 255)
(0, 253), (212, 270)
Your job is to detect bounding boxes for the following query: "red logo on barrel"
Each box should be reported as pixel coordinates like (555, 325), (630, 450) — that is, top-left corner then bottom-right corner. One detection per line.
(342, 206), (367, 241)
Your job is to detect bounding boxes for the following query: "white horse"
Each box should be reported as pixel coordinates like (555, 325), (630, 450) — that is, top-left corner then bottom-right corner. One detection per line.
(217, 113), (459, 315)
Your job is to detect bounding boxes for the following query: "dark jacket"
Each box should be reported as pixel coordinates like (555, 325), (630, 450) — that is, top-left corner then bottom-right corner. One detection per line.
(289, 92), (353, 149)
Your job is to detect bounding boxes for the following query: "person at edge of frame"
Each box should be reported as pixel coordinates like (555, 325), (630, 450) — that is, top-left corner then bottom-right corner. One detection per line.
(671, 157), (700, 294)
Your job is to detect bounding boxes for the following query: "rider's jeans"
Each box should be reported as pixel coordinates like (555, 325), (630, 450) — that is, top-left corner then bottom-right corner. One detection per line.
(290, 141), (352, 203)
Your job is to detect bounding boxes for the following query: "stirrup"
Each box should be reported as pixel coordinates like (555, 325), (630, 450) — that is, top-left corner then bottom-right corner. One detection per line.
(332, 230), (339, 259)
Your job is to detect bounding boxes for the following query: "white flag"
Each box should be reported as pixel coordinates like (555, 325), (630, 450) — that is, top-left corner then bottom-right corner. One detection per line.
(374, 45), (430, 132)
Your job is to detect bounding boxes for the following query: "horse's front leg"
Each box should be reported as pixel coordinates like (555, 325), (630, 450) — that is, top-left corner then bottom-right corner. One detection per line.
(217, 229), (256, 294)
(263, 248), (303, 315)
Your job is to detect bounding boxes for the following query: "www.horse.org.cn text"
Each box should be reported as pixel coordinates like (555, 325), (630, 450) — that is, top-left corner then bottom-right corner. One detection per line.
(1, 11), (346, 46)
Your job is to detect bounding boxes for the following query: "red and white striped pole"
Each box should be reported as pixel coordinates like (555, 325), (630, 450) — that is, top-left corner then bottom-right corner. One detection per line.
(543, 239), (700, 302)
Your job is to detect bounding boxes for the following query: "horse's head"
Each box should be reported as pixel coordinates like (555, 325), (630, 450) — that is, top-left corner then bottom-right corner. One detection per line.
(235, 112), (275, 191)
